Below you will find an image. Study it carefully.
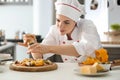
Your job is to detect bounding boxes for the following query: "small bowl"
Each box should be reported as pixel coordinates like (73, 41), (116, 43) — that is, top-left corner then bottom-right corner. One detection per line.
(100, 63), (111, 70)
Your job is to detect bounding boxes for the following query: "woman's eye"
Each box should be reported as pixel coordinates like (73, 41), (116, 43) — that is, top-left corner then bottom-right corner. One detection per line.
(64, 21), (70, 24)
(56, 19), (60, 22)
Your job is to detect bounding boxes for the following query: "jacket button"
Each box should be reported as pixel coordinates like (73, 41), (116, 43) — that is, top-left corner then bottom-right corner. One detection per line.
(65, 58), (67, 61)
(63, 41), (65, 44)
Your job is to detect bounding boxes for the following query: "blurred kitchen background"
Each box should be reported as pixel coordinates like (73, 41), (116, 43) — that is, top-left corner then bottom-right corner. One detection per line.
(0, 0), (120, 61)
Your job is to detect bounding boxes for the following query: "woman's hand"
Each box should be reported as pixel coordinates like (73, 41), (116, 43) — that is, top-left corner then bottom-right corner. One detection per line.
(27, 43), (49, 54)
(18, 34), (37, 47)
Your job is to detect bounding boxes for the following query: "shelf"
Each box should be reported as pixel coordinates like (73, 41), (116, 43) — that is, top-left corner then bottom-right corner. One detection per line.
(0, 0), (32, 5)
(104, 31), (120, 36)
(101, 41), (120, 45)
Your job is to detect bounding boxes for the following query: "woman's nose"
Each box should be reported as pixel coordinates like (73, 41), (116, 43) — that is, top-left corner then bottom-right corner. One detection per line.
(59, 22), (64, 28)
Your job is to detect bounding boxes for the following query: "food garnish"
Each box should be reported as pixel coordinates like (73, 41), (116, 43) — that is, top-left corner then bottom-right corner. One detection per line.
(82, 48), (109, 65)
(14, 58), (53, 67)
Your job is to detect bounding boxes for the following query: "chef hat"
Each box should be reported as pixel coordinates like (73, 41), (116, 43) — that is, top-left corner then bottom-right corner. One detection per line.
(55, 0), (85, 22)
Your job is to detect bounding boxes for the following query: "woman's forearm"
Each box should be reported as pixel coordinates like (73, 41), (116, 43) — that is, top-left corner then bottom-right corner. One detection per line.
(28, 43), (80, 58)
(47, 45), (80, 57)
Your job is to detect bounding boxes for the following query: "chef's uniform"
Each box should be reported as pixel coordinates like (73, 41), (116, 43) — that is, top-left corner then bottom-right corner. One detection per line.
(42, 19), (102, 63)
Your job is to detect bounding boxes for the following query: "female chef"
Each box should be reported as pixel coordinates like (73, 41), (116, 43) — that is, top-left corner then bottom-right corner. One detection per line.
(19, 0), (102, 63)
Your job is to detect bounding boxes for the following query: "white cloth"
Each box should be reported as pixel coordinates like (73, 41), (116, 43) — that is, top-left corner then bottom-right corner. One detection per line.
(42, 19), (102, 63)
(55, 0), (85, 22)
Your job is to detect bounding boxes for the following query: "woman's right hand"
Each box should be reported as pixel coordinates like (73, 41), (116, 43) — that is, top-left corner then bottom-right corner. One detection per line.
(18, 34), (37, 47)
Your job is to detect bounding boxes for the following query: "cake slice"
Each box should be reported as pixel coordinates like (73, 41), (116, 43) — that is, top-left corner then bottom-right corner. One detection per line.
(93, 62), (104, 72)
(80, 62), (105, 74)
(80, 65), (97, 74)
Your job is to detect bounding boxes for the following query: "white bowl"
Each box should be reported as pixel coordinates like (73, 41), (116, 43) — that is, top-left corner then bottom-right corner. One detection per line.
(100, 63), (111, 70)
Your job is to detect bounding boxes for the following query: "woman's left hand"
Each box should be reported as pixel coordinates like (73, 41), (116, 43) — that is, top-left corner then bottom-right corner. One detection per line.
(18, 34), (37, 47)
(27, 43), (49, 54)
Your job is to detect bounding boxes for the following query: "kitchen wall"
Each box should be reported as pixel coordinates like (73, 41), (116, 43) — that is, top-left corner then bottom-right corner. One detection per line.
(0, 5), (33, 60)
(1, 1), (120, 40)
(85, 0), (108, 41)
(33, 0), (53, 37)
(108, 0), (120, 29)
(0, 5), (33, 39)
(0, 0), (53, 60)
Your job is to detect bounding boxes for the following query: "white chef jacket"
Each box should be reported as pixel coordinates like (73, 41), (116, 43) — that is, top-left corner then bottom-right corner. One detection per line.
(42, 19), (102, 63)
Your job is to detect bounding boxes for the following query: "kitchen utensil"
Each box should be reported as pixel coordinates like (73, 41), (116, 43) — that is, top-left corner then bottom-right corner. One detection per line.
(0, 54), (13, 64)
(0, 58), (13, 63)
(0, 58), (13, 65)
(110, 59), (120, 70)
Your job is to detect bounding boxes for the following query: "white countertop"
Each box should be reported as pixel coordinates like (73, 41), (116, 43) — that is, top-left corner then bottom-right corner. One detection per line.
(0, 62), (120, 80)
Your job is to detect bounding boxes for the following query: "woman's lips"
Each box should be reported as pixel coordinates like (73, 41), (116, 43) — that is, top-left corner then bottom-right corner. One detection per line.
(60, 30), (65, 33)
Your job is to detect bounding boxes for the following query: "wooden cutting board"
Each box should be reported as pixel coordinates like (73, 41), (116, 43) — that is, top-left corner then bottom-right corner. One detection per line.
(9, 63), (58, 72)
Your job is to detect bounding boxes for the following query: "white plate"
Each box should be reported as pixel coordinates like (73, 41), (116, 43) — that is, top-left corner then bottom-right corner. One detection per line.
(74, 69), (109, 76)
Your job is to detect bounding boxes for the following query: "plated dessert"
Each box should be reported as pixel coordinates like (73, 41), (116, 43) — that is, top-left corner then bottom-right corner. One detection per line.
(9, 58), (58, 72)
(76, 48), (111, 76)
(75, 62), (110, 76)
(80, 62), (110, 74)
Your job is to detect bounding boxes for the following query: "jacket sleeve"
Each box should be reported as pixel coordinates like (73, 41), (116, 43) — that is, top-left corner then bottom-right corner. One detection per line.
(72, 20), (102, 59)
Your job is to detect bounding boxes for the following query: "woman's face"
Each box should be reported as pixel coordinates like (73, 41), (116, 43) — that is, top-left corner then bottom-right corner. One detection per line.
(56, 14), (76, 35)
